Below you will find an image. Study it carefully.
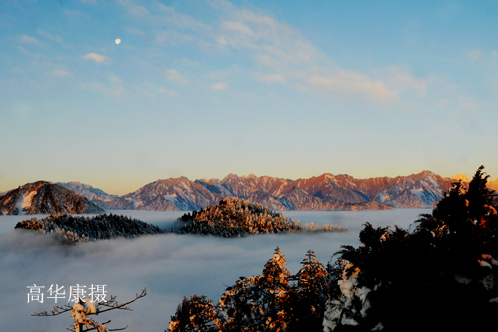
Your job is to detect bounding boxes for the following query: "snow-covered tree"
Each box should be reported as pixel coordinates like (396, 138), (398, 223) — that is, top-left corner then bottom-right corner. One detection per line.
(167, 295), (221, 332)
(218, 275), (266, 331)
(32, 288), (147, 332)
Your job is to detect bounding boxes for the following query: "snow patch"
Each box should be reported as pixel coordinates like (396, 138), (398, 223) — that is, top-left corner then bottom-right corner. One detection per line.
(163, 195), (178, 204)
(22, 190), (37, 209)
(410, 189), (424, 200)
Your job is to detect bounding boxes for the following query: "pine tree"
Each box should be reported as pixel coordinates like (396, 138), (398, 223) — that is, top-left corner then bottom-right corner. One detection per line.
(218, 276), (265, 331)
(288, 250), (329, 332)
(258, 247), (291, 331)
(167, 295), (221, 332)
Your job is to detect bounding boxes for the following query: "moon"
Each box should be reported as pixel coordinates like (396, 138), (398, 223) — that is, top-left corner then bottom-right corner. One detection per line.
(115, 38), (121, 45)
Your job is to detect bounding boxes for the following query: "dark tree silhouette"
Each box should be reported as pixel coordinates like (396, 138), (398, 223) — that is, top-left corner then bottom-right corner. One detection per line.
(325, 166), (498, 331)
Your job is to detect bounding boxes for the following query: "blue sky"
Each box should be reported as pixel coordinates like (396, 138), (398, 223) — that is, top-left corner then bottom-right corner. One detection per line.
(1, 0), (497, 195)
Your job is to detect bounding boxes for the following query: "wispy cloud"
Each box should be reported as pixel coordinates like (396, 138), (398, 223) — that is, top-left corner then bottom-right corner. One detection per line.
(137, 82), (178, 99)
(112, 0), (409, 104)
(210, 1), (399, 103)
(254, 73), (286, 83)
(162, 69), (187, 84)
(83, 53), (111, 65)
(117, 0), (152, 18)
(157, 4), (211, 32)
(37, 30), (63, 44)
(83, 74), (125, 98)
(47, 69), (70, 78)
(210, 82), (228, 90)
(20, 35), (39, 44)
(155, 31), (194, 46)
(387, 67), (427, 93)
(307, 71), (398, 104)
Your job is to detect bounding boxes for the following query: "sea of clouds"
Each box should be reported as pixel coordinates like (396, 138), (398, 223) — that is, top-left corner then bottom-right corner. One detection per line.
(0, 209), (427, 331)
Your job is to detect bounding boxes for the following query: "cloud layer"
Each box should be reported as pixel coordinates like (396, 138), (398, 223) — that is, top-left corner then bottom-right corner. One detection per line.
(0, 209), (422, 331)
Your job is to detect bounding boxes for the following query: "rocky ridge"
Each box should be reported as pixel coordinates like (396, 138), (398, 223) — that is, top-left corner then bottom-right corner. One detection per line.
(2, 171), (475, 213)
(80, 171), (454, 211)
(56, 182), (120, 210)
(0, 181), (104, 215)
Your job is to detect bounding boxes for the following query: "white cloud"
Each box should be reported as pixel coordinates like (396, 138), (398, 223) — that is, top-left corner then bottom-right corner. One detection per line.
(307, 71), (398, 104)
(162, 69), (187, 84)
(47, 69), (70, 78)
(20, 35), (39, 44)
(210, 82), (228, 90)
(83, 53), (111, 65)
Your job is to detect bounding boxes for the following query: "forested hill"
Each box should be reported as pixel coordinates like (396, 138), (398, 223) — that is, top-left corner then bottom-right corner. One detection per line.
(15, 213), (164, 243)
(175, 197), (347, 237)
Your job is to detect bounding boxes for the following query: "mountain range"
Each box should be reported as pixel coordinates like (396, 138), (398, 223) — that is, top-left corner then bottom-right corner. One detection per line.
(55, 170), (462, 212)
(3, 171), (492, 215)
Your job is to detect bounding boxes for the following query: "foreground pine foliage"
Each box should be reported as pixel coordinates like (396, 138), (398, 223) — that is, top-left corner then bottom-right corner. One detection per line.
(167, 248), (330, 332)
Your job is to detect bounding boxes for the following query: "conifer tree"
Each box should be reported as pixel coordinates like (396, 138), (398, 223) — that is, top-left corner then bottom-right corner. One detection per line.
(258, 247), (291, 331)
(218, 276), (265, 331)
(167, 295), (221, 332)
(288, 250), (329, 332)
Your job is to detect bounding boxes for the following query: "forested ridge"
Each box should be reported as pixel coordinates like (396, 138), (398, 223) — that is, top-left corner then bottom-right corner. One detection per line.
(15, 213), (165, 243)
(177, 197), (347, 237)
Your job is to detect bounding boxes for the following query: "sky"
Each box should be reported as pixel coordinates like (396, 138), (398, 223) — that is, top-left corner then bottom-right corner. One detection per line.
(1, 0), (497, 195)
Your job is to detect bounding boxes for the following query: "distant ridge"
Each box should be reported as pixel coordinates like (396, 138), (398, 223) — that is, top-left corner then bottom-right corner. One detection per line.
(9, 171), (489, 213)
(37, 171), (461, 212)
(57, 182), (119, 210)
